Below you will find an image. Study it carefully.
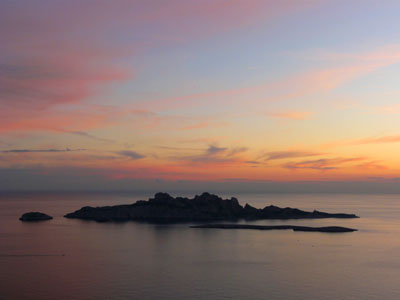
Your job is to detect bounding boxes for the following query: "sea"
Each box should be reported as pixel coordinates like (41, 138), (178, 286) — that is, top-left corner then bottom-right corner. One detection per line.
(1, 192), (400, 300)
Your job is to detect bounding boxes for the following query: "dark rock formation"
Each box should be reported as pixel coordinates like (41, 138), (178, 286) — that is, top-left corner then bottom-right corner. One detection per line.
(190, 224), (357, 233)
(19, 212), (53, 222)
(243, 203), (357, 220)
(64, 192), (358, 223)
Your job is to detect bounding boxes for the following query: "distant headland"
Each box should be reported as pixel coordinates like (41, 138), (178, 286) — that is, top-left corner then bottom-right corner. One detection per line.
(64, 192), (359, 223)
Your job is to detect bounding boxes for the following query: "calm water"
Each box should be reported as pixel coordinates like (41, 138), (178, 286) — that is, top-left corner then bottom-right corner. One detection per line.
(1, 192), (400, 300)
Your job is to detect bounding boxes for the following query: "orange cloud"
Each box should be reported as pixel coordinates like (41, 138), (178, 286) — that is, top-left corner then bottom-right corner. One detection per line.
(356, 161), (388, 170)
(283, 157), (366, 171)
(320, 132), (400, 151)
(353, 135), (400, 145)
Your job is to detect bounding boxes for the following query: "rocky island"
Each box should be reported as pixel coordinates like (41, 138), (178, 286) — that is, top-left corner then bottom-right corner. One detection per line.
(191, 224), (357, 233)
(64, 192), (359, 223)
(19, 212), (53, 222)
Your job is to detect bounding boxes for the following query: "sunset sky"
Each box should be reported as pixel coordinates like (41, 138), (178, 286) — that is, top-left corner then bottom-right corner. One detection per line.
(2, 0), (400, 192)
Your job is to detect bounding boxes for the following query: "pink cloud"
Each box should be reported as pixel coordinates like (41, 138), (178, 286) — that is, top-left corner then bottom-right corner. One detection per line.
(0, 0), (319, 135)
(183, 122), (211, 130)
(183, 121), (228, 130)
(268, 111), (314, 120)
(138, 44), (400, 112)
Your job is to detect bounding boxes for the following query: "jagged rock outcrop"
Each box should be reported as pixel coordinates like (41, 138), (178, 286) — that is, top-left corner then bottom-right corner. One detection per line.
(19, 212), (53, 222)
(64, 192), (358, 223)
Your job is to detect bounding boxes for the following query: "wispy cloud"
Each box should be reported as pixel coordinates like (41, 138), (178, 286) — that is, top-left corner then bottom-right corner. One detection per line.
(178, 137), (224, 145)
(0, 104), (124, 134)
(69, 131), (114, 143)
(183, 122), (210, 130)
(206, 145), (227, 155)
(1, 148), (84, 153)
(116, 150), (145, 160)
(245, 160), (261, 165)
(183, 121), (228, 130)
(155, 145), (201, 151)
(140, 44), (400, 112)
(0, 60), (130, 112)
(290, 44), (400, 63)
(268, 111), (314, 120)
(174, 145), (247, 164)
(0, 0), (314, 135)
(261, 150), (323, 161)
(356, 161), (387, 170)
(284, 157), (365, 171)
(352, 135), (400, 145)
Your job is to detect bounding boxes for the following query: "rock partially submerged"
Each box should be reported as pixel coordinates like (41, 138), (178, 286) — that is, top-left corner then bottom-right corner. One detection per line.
(64, 192), (359, 223)
(20, 212), (53, 222)
(190, 224), (357, 233)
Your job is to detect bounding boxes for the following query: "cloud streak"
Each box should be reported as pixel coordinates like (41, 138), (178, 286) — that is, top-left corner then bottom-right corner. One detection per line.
(268, 111), (314, 120)
(69, 131), (114, 143)
(353, 135), (400, 145)
(284, 157), (365, 171)
(174, 145), (248, 164)
(261, 151), (323, 161)
(116, 150), (146, 160)
(1, 148), (84, 153)
(139, 44), (400, 113)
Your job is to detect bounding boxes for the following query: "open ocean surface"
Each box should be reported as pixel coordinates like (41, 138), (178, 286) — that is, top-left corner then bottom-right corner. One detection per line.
(1, 192), (400, 300)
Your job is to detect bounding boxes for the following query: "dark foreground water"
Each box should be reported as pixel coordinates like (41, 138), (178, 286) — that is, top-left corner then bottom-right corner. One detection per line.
(1, 192), (400, 300)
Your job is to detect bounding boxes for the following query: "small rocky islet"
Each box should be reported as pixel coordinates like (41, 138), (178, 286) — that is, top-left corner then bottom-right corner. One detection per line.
(64, 192), (359, 226)
(19, 212), (53, 222)
(191, 224), (357, 233)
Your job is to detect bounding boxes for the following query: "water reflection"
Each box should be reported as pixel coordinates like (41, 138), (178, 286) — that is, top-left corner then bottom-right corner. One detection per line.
(0, 192), (400, 299)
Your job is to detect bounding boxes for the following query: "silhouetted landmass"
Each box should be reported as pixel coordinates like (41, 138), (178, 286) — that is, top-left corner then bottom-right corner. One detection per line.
(19, 212), (53, 222)
(64, 192), (359, 223)
(190, 224), (357, 233)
